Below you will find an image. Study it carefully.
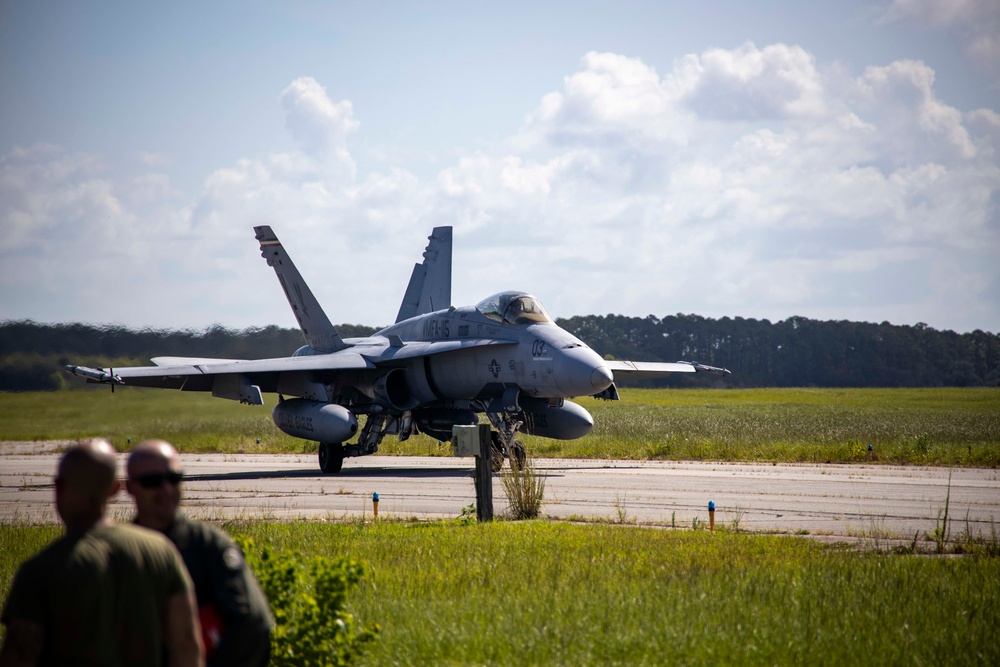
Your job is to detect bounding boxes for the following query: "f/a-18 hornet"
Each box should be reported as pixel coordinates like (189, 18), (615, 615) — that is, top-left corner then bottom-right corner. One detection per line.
(68, 226), (729, 473)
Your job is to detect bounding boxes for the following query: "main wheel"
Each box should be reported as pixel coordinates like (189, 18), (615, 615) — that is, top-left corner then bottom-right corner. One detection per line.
(318, 442), (344, 474)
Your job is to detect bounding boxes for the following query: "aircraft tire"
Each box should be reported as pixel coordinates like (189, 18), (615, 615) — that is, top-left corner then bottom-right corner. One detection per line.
(319, 442), (344, 474)
(511, 440), (526, 471)
(489, 432), (505, 473)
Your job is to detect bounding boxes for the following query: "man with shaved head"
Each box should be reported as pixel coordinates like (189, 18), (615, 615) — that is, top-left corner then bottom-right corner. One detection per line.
(127, 440), (272, 667)
(0, 439), (204, 667)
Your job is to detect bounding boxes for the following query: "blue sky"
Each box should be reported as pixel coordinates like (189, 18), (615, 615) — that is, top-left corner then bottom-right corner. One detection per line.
(2, 0), (998, 334)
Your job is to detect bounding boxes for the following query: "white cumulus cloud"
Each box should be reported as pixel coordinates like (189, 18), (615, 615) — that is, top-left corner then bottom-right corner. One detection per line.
(279, 77), (360, 180)
(2, 41), (998, 333)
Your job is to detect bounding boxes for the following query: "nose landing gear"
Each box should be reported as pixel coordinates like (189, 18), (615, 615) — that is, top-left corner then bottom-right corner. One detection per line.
(488, 432), (527, 472)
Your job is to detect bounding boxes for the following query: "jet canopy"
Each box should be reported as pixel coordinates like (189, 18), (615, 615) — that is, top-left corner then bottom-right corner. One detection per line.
(476, 291), (552, 326)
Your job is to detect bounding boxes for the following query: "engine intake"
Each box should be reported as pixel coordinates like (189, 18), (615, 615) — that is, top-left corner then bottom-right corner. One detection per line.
(373, 369), (418, 410)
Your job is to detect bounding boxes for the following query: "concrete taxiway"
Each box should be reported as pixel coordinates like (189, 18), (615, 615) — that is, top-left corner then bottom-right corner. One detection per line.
(2, 444), (998, 540)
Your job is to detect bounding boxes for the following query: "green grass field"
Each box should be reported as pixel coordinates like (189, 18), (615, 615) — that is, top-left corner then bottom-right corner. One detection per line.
(3, 388), (999, 663)
(2, 520), (997, 665)
(2, 387), (998, 465)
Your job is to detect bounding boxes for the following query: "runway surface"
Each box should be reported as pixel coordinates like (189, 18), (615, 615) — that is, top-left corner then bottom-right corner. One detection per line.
(2, 444), (998, 540)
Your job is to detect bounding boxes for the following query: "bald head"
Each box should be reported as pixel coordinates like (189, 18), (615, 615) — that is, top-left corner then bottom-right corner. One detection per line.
(127, 439), (181, 478)
(55, 438), (120, 530)
(126, 440), (184, 532)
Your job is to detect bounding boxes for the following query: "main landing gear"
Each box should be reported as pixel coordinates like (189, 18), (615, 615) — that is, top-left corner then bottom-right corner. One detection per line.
(317, 413), (401, 474)
(318, 442), (344, 474)
(316, 407), (529, 475)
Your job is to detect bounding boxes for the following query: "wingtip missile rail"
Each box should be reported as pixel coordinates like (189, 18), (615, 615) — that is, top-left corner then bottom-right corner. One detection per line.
(65, 365), (124, 385)
(680, 361), (732, 376)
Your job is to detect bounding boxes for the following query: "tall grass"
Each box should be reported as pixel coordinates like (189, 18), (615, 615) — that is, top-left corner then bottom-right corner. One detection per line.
(500, 456), (546, 520)
(2, 387), (998, 465)
(560, 388), (1000, 466)
(3, 520), (998, 664)
(230, 521), (998, 666)
(0, 389), (304, 452)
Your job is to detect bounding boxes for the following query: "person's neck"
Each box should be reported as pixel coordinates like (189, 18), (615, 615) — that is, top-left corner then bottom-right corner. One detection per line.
(136, 512), (176, 533)
(64, 515), (112, 534)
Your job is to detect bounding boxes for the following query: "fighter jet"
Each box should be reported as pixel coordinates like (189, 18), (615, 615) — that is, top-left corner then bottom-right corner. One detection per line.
(67, 226), (729, 473)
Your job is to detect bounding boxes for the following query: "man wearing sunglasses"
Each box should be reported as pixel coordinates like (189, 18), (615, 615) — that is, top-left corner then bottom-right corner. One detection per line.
(126, 440), (272, 667)
(1, 439), (203, 667)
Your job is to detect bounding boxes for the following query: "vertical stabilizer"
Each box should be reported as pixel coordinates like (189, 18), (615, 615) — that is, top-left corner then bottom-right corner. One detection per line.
(395, 226), (452, 323)
(254, 226), (347, 353)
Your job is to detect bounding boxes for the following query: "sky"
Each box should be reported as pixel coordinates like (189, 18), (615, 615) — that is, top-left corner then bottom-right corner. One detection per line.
(1, 0), (998, 335)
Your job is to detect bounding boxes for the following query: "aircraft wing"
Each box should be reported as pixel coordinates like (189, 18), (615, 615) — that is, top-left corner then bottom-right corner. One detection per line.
(66, 352), (375, 396)
(607, 360), (731, 381)
(65, 338), (516, 398)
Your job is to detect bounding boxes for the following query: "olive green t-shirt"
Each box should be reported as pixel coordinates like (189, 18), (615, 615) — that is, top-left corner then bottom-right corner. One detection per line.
(2, 522), (191, 667)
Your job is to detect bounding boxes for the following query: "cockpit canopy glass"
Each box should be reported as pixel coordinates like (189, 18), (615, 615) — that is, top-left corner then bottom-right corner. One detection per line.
(475, 291), (552, 326)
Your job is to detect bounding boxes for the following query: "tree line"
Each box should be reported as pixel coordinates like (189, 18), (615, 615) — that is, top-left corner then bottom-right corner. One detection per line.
(558, 314), (999, 388)
(1, 316), (997, 392)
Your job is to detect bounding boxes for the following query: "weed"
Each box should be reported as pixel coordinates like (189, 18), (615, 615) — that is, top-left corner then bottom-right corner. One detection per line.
(500, 455), (545, 520)
(928, 469), (953, 553)
(237, 536), (378, 665)
(456, 504), (477, 525)
(953, 516), (1000, 557)
(728, 504), (747, 533)
(612, 492), (632, 524)
(850, 515), (895, 551)
(891, 531), (922, 555)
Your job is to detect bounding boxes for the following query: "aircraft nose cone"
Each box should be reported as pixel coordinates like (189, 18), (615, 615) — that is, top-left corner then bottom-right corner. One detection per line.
(591, 365), (613, 391)
(555, 347), (613, 397)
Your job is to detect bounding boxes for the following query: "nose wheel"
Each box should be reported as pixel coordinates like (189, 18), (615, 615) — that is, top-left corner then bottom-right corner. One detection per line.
(510, 440), (526, 470)
(490, 433), (504, 472)
(489, 432), (527, 472)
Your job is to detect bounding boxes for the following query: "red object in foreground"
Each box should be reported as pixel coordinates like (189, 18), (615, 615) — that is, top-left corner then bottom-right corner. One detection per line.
(199, 603), (224, 660)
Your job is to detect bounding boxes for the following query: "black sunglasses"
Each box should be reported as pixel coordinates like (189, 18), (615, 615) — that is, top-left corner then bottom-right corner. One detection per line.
(133, 471), (184, 488)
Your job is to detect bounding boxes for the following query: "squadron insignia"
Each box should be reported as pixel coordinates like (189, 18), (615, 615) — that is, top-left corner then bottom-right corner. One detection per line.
(222, 545), (244, 570)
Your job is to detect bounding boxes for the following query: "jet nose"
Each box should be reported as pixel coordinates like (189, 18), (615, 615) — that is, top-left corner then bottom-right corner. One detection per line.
(555, 347), (614, 397)
(591, 364), (614, 391)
